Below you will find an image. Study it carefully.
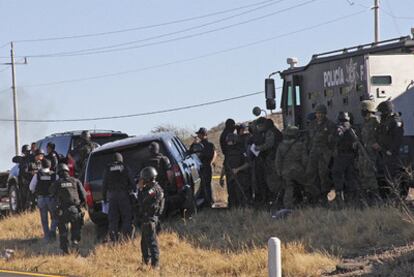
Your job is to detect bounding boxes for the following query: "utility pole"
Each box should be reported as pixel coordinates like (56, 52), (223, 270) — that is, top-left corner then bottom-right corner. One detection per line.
(1, 42), (27, 156)
(374, 0), (380, 43)
(10, 42), (20, 156)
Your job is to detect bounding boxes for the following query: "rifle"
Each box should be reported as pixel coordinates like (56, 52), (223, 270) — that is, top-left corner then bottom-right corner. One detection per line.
(348, 128), (377, 173)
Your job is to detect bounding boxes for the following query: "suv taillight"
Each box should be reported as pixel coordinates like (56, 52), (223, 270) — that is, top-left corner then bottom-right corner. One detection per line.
(84, 182), (94, 208)
(172, 164), (184, 190)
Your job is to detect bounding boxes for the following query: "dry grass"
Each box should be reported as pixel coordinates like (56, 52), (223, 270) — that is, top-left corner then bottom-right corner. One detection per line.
(1, 205), (414, 276)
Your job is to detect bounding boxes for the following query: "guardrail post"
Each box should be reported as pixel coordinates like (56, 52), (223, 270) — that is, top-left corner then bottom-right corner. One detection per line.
(268, 237), (282, 277)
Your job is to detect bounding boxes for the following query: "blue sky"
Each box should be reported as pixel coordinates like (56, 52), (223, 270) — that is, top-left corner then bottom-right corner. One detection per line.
(0, 0), (413, 170)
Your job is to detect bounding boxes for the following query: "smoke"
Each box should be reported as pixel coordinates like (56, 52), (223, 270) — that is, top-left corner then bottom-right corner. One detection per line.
(0, 87), (53, 171)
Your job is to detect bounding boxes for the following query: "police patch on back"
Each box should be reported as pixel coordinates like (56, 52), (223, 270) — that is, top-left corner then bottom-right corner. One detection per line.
(40, 175), (52, 181)
(60, 182), (74, 188)
(110, 165), (124, 172)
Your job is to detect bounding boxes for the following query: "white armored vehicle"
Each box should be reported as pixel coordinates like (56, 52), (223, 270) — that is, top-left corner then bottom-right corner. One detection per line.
(265, 35), (414, 164)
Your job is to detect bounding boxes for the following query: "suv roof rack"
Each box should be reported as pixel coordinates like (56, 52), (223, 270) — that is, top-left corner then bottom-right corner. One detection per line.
(311, 36), (412, 60)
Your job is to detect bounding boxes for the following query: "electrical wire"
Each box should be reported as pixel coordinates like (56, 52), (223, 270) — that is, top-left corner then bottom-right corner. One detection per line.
(13, 0), (280, 43)
(20, 0), (287, 57)
(22, 0), (318, 58)
(0, 91), (265, 123)
(21, 10), (367, 88)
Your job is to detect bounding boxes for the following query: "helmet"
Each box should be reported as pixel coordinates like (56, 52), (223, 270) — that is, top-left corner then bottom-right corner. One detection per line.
(21, 145), (30, 154)
(225, 133), (238, 145)
(140, 167), (158, 182)
(113, 152), (123, 162)
(283, 126), (299, 138)
(377, 100), (394, 114)
(57, 163), (70, 173)
(252, 106), (262, 117)
(81, 130), (91, 141)
(361, 100), (376, 113)
(256, 117), (267, 132)
(148, 142), (160, 154)
(195, 127), (207, 136)
(315, 104), (327, 114)
(34, 149), (45, 156)
(337, 111), (351, 122)
(41, 159), (51, 169)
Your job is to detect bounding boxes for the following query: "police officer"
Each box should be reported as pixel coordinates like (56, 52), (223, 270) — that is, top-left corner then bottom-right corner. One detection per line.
(195, 127), (217, 208)
(306, 104), (336, 205)
(219, 133), (250, 208)
(74, 131), (97, 179)
(358, 100), (380, 203)
(137, 167), (164, 268)
(46, 142), (59, 172)
(275, 126), (312, 209)
(143, 142), (172, 188)
(254, 117), (283, 204)
(29, 159), (58, 242)
(102, 153), (134, 242)
(50, 163), (86, 254)
(331, 112), (358, 206)
(373, 100), (404, 194)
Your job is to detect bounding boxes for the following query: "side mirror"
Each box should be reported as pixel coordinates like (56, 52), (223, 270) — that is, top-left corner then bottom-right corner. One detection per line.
(265, 78), (276, 110)
(12, 156), (23, 164)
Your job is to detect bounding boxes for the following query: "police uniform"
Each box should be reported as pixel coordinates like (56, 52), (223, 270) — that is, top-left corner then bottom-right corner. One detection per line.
(143, 153), (171, 189)
(102, 159), (134, 241)
(331, 120), (358, 202)
(137, 180), (164, 267)
(275, 127), (314, 209)
(306, 114), (336, 201)
(50, 170), (86, 254)
(199, 138), (216, 207)
(46, 151), (59, 172)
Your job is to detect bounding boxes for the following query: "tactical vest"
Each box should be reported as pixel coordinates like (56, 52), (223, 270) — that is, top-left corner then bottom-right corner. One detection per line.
(55, 177), (81, 207)
(36, 171), (56, 196)
(105, 162), (130, 192)
(144, 155), (168, 185)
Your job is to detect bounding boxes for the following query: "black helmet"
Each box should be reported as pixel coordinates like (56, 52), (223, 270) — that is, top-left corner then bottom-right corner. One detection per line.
(81, 130), (91, 141)
(148, 142), (160, 154)
(377, 100), (394, 114)
(315, 104), (327, 114)
(140, 167), (158, 183)
(113, 152), (123, 162)
(41, 159), (51, 169)
(58, 163), (70, 174)
(34, 149), (45, 156)
(21, 145), (30, 154)
(337, 111), (350, 122)
(225, 133), (238, 145)
(47, 142), (56, 150)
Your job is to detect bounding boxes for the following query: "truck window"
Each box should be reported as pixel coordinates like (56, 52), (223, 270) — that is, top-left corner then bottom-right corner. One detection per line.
(371, 75), (392, 86)
(295, 85), (301, 106)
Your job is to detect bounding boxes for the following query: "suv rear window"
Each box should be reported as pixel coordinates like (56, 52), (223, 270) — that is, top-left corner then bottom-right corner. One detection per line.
(86, 140), (169, 182)
(72, 134), (128, 150)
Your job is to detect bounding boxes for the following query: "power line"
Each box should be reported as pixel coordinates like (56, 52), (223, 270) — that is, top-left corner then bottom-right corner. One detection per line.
(13, 0), (279, 43)
(21, 0), (287, 57)
(22, 10), (367, 88)
(22, 0), (318, 58)
(0, 91), (265, 123)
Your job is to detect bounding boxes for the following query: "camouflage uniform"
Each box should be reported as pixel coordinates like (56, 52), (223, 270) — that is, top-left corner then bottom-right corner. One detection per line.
(306, 105), (336, 200)
(358, 110), (380, 192)
(275, 126), (313, 209)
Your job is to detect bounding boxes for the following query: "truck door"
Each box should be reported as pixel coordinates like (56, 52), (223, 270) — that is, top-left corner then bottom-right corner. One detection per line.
(282, 75), (303, 128)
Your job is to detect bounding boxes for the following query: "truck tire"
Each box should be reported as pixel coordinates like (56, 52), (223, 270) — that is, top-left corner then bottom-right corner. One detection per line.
(9, 184), (21, 214)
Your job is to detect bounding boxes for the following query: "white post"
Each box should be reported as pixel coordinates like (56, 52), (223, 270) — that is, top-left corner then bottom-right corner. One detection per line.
(268, 237), (282, 277)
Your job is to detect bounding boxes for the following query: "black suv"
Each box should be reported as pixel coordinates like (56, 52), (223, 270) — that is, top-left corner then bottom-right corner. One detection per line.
(84, 132), (202, 225)
(5, 130), (128, 213)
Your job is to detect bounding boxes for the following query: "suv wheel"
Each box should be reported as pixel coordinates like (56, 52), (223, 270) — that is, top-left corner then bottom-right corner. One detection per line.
(9, 184), (21, 214)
